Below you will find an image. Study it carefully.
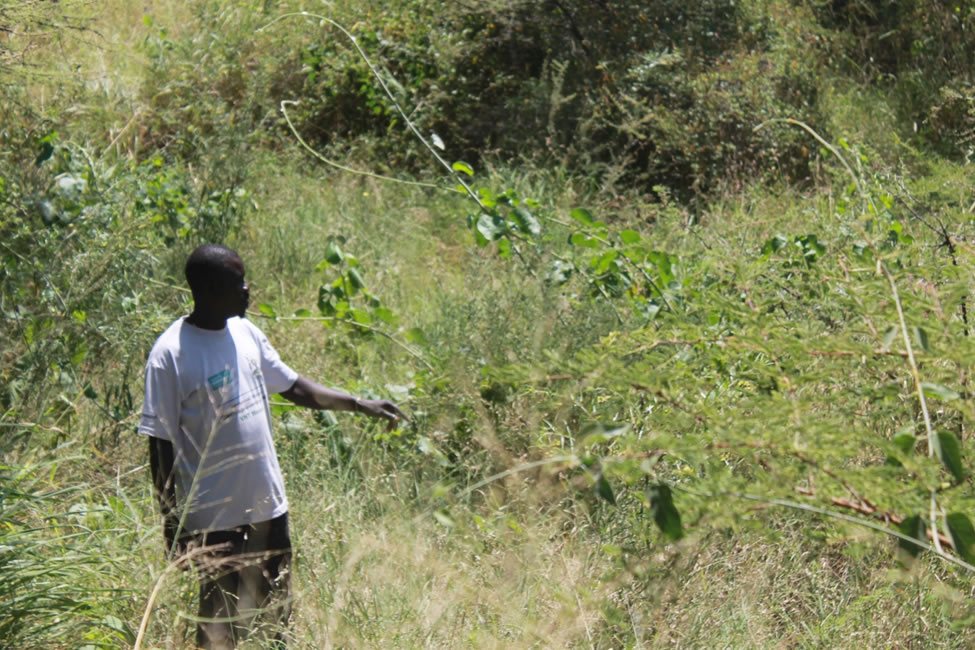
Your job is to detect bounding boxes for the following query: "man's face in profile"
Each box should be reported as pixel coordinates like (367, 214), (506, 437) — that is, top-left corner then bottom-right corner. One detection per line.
(213, 255), (249, 318)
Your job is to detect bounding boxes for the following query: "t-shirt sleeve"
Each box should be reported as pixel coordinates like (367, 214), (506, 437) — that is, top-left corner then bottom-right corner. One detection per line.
(246, 321), (299, 394)
(139, 356), (180, 441)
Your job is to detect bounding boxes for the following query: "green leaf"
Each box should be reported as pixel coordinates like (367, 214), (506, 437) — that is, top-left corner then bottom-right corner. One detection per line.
(569, 233), (599, 248)
(593, 250), (619, 274)
(317, 285), (333, 314)
(544, 259), (573, 285)
(452, 161), (474, 176)
(324, 241), (344, 265)
(648, 484), (683, 540)
(511, 206), (541, 236)
(579, 422), (629, 448)
(882, 325), (898, 350)
(912, 326), (930, 353)
(293, 308), (312, 318)
(477, 187), (496, 209)
(620, 229), (641, 245)
(258, 303), (277, 319)
(946, 513), (975, 563)
(406, 327), (428, 346)
(350, 309), (373, 325)
(34, 132), (57, 166)
(433, 508), (455, 527)
(476, 213), (507, 242)
(935, 431), (965, 481)
(497, 237), (512, 259)
(898, 514), (926, 558)
(347, 268), (365, 293)
(83, 383), (98, 400)
(893, 432), (916, 454)
(761, 234), (789, 257)
(595, 474), (616, 505)
(921, 382), (959, 401)
(374, 306), (398, 325)
(570, 207), (596, 226)
(886, 432), (916, 466)
(70, 342), (88, 366)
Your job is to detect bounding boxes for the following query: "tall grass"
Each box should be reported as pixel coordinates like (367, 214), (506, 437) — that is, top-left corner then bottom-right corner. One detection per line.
(4, 0), (975, 647)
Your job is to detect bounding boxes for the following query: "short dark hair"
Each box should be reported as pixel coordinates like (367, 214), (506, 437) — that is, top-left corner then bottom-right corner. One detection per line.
(185, 243), (240, 296)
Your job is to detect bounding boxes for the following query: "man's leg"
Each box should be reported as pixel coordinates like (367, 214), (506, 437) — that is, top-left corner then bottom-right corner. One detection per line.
(194, 529), (245, 650)
(238, 512), (293, 646)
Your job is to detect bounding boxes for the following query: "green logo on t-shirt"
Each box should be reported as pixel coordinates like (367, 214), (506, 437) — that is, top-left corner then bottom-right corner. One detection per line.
(207, 369), (233, 390)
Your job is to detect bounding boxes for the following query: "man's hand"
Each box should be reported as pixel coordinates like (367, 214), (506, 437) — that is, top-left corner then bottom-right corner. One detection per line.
(281, 376), (409, 430)
(354, 398), (408, 430)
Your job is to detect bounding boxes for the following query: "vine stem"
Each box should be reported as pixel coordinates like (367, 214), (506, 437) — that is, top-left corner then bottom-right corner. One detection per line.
(757, 117), (945, 554)
(258, 12), (486, 213)
(268, 314), (434, 370)
(279, 100), (441, 190)
(675, 487), (974, 573)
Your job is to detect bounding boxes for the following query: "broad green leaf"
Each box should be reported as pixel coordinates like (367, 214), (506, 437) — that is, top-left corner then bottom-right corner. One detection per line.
(324, 241), (344, 265)
(595, 474), (616, 505)
(912, 326), (930, 353)
(570, 207), (596, 226)
(620, 229), (641, 245)
(921, 382), (959, 401)
(34, 132), (57, 166)
(512, 206), (541, 236)
(406, 327), (428, 346)
(374, 306), (398, 325)
(318, 285), (333, 313)
(477, 187), (497, 209)
(83, 383), (98, 400)
(761, 234), (789, 257)
(258, 303), (277, 319)
(648, 484), (683, 540)
(593, 249), (619, 274)
(350, 308), (372, 325)
(569, 233), (599, 248)
(893, 432), (915, 454)
(347, 268), (365, 293)
(935, 431), (965, 481)
(544, 259), (573, 285)
(497, 237), (512, 259)
(476, 213), (506, 242)
(886, 432), (916, 466)
(452, 161), (474, 176)
(946, 513), (975, 564)
(70, 342), (88, 366)
(293, 308), (312, 318)
(473, 227), (490, 247)
(897, 514), (926, 558)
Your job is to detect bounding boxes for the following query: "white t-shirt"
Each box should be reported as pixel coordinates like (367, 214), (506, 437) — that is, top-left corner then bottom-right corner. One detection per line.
(139, 316), (298, 533)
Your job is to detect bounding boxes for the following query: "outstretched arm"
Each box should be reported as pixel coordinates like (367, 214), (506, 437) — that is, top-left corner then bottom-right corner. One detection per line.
(148, 436), (180, 555)
(280, 375), (407, 428)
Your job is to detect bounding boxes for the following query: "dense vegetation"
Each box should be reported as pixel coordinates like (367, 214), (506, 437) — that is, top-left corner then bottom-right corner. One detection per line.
(4, 0), (975, 646)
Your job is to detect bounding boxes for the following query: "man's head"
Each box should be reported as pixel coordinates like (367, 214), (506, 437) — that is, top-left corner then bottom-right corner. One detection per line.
(185, 243), (250, 320)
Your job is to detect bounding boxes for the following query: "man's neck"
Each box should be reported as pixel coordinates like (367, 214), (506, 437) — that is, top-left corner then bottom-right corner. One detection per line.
(185, 311), (229, 331)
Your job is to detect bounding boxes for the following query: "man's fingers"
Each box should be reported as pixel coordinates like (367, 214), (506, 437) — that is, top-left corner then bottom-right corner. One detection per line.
(385, 403), (409, 421)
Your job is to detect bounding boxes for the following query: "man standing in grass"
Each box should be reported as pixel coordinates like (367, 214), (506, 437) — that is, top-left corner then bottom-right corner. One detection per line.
(140, 243), (405, 649)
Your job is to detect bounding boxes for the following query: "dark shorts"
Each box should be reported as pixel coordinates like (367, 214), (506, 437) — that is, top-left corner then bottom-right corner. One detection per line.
(183, 512), (292, 649)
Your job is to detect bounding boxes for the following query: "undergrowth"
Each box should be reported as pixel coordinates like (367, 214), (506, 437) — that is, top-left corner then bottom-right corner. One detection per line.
(4, 0), (975, 648)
